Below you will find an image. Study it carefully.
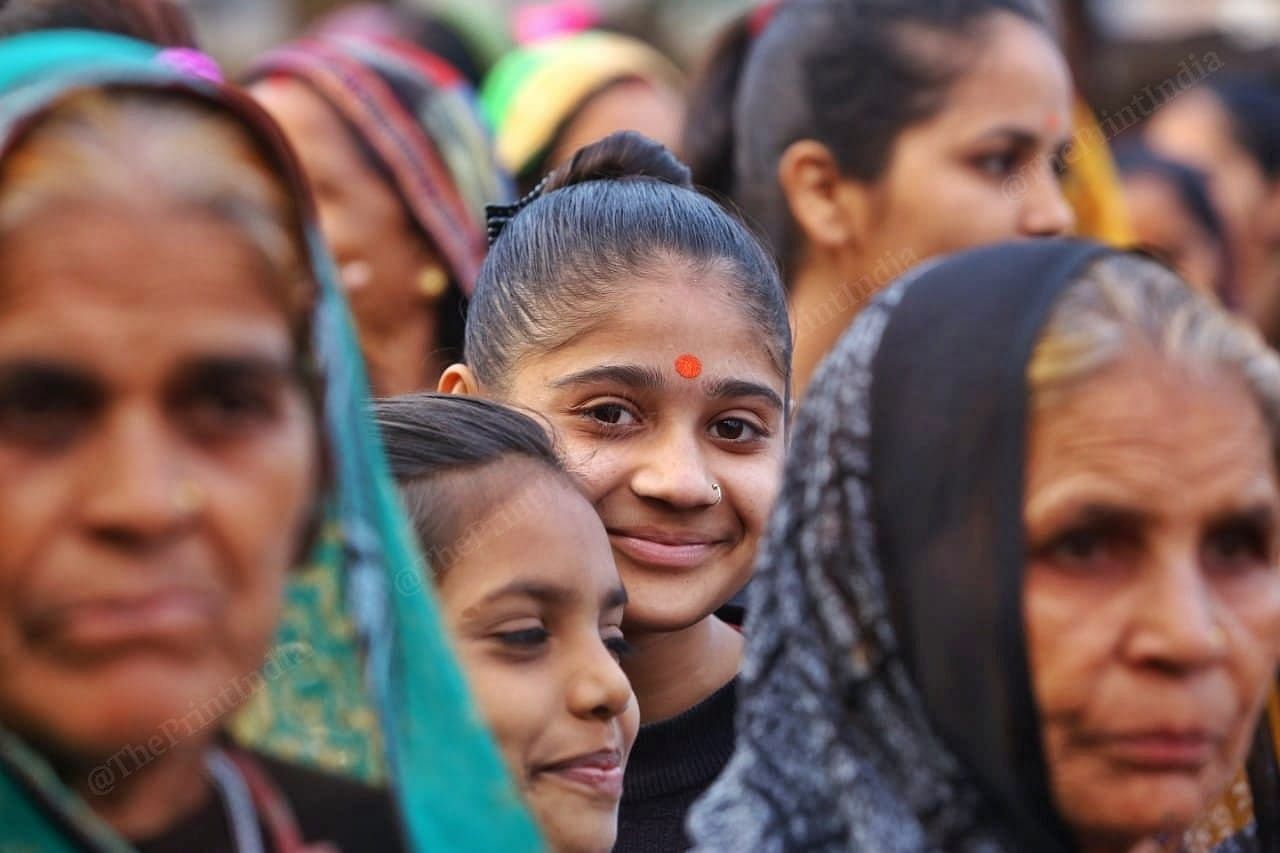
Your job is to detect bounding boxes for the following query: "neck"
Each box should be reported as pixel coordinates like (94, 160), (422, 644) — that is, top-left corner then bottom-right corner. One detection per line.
(68, 736), (214, 842)
(360, 311), (442, 397)
(622, 615), (743, 723)
(788, 247), (919, 399)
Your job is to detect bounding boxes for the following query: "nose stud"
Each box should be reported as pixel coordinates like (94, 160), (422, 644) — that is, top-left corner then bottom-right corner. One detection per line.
(711, 483), (722, 506)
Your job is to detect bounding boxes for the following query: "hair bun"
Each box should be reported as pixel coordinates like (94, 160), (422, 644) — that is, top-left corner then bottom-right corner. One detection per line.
(544, 130), (692, 192)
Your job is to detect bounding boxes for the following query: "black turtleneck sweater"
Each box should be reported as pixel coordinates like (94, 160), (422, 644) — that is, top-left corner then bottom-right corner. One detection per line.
(614, 678), (738, 853)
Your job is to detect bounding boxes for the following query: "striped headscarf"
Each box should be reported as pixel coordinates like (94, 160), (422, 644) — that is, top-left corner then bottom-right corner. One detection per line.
(250, 33), (512, 296)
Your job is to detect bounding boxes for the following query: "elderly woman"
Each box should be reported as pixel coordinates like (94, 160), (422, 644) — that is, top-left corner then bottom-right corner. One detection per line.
(249, 33), (511, 396)
(0, 31), (538, 852)
(690, 240), (1280, 852)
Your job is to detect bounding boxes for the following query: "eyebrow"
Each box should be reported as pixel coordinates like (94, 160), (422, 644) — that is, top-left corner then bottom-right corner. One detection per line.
(975, 126), (1040, 147)
(702, 377), (784, 411)
(480, 580), (575, 607)
(1204, 503), (1279, 532)
(0, 359), (100, 390)
(550, 363), (666, 392)
(176, 355), (296, 385)
(550, 363), (783, 409)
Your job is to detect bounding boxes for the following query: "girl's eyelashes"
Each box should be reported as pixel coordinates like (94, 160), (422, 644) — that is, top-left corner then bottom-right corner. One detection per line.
(709, 415), (771, 444)
(581, 402), (639, 426)
(494, 626), (550, 652)
(604, 635), (633, 661)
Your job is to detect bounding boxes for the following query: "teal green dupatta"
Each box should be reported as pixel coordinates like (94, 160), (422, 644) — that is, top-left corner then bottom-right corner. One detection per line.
(0, 31), (542, 853)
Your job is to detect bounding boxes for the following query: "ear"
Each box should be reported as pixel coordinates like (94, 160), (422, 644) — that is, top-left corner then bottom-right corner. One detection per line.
(438, 362), (481, 395)
(777, 139), (870, 252)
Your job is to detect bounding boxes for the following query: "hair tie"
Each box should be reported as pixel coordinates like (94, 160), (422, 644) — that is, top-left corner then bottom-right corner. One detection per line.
(485, 174), (551, 246)
(748, 0), (781, 38)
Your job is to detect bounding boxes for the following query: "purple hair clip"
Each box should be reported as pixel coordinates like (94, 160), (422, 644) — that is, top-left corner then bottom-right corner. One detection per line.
(159, 48), (224, 84)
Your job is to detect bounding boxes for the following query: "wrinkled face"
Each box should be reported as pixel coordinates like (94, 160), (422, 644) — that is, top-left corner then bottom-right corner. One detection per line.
(251, 79), (437, 349)
(547, 79), (684, 174)
(0, 202), (319, 765)
(1121, 172), (1226, 298)
(496, 265), (786, 634)
(854, 12), (1074, 268)
(1024, 351), (1280, 849)
(436, 473), (639, 853)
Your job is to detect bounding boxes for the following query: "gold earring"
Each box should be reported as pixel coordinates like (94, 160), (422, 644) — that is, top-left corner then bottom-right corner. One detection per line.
(416, 266), (448, 300)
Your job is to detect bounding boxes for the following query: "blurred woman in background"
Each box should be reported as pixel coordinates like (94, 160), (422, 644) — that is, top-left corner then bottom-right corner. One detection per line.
(250, 33), (510, 395)
(481, 30), (684, 194)
(685, 0), (1076, 398)
(692, 240), (1280, 852)
(1116, 143), (1235, 306)
(1144, 75), (1280, 349)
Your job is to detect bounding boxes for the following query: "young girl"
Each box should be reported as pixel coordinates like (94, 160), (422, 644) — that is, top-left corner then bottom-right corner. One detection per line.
(684, 0), (1075, 398)
(376, 393), (639, 853)
(440, 131), (791, 851)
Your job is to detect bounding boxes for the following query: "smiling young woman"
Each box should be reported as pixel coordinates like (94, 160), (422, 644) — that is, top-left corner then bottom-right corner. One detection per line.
(377, 393), (638, 853)
(440, 130), (790, 851)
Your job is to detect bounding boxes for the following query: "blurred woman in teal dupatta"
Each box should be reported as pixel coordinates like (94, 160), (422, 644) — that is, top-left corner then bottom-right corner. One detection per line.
(0, 31), (540, 853)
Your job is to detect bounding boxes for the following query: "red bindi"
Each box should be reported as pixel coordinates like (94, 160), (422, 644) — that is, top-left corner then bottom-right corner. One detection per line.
(674, 354), (702, 379)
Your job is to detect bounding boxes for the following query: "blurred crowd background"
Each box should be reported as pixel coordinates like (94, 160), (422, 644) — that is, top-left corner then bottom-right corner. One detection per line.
(183, 0), (1280, 83)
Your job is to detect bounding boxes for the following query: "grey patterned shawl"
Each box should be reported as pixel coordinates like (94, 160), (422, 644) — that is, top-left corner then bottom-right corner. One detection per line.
(689, 241), (1126, 852)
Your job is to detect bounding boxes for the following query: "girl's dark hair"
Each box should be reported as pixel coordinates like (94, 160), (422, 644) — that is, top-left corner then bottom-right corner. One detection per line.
(468, 130), (791, 398)
(375, 393), (568, 575)
(1210, 75), (1280, 181)
(0, 0), (196, 47)
(682, 0), (1054, 279)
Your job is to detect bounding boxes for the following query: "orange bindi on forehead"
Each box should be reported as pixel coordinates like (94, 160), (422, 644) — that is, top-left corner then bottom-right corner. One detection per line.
(674, 354), (702, 379)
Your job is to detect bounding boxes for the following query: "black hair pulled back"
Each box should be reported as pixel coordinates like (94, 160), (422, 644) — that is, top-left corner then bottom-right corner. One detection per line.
(682, 0), (1056, 279)
(470, 130), (791, 399)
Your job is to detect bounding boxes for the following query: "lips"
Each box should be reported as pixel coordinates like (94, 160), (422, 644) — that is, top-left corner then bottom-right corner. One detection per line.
(28, 587), (221, 652)
(537, 749), (624, 800)
(607, 526), (728, 570)
(1096, 728), (1223, 772)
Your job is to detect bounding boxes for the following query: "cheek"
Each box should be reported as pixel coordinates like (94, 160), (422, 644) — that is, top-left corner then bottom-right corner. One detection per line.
(1024, 568), (1128, 717)
(204, 413), (319, 646)
(450, 645), (548, 784)
(558, 434), (630, 502)
(879, 161), (1019, 256)
(723, 453), (783, 539)
(1220, 573), (1280, 699)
